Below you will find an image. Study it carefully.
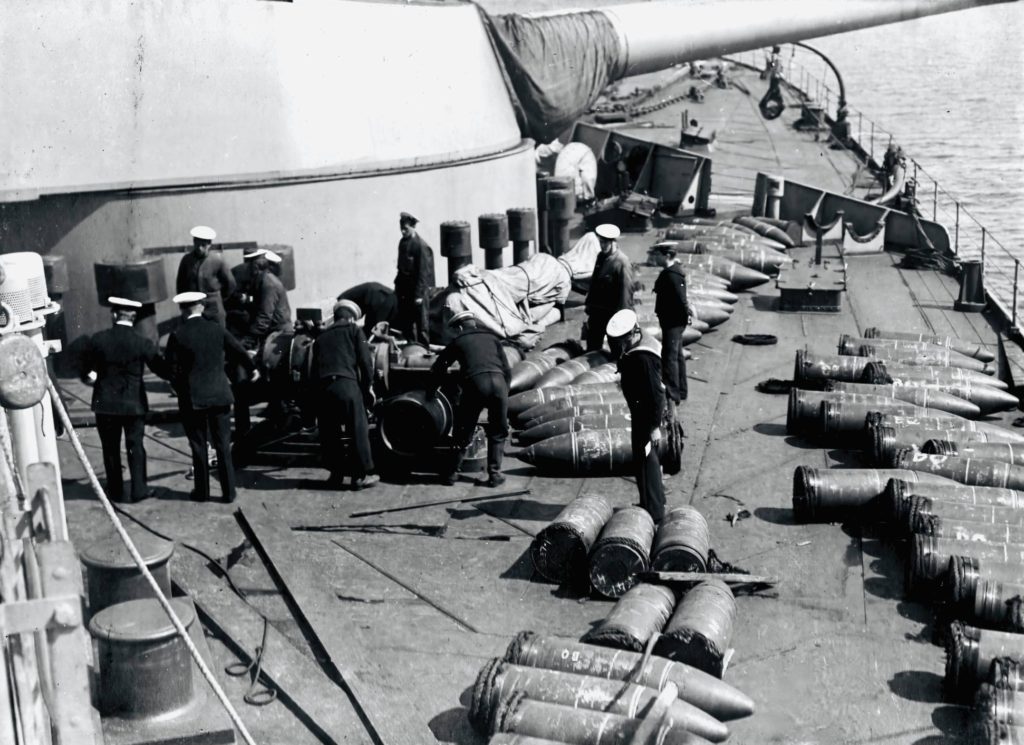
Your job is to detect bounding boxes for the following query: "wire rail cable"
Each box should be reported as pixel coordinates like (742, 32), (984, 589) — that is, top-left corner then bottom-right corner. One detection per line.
(46, 377), (260, 745)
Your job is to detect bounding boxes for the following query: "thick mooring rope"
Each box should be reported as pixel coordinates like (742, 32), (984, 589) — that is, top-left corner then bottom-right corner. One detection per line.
(47, 378), (259, 745)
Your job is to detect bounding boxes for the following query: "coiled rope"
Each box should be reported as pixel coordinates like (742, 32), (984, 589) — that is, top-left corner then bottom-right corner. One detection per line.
(46, 377), (259, 745)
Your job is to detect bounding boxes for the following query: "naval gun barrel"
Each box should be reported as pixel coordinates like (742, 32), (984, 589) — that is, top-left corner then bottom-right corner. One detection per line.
(555, 0), (1014, 79)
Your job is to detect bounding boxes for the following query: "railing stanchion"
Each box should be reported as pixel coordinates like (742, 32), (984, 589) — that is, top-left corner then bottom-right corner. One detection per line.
(1014, 260), (1020, 329)
(955, 202), (960, 255)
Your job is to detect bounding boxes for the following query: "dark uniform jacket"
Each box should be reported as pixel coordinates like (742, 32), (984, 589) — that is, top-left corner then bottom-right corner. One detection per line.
(653, 263), (690, 327)
(166, 315), (253, 409)
(311, 320), (373, 392)
(176, 251), (237, 322)
(585, 248), (634, 316)
(618, 338), (665, 429)
(80, 324), (168, 416)
(339, 282), (399, 332)
(395, 232), (436, 299)
(244, 271), (292, 348)
(431, 327), (511, 382)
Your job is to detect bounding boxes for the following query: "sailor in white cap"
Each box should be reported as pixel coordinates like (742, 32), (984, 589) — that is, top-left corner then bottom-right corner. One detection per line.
(607, 308), (666, 522)
(430, 310), (511, 487)
(166, 291), (258, 502)
(77, 296), (170, 503)
(241, 246), (291, 352)
(584, 223), (634, 352)
(176, 225), (236, 326)
(309, 299), (378, 489)
(395, 211), (436, 345)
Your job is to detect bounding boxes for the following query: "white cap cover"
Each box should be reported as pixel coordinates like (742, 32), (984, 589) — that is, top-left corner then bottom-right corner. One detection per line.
(334, 299), (363, 320)
(173, 291), (207, 305)
(595, 224), (621, 240)
(606, 308), (638, 339)
(190, 226), (217, 241)
(264, 250), (282, 264)
(107, 296), (142, 309)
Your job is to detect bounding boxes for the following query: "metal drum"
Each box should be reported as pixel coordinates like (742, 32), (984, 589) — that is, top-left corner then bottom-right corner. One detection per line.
(80, 531), (174, 617)
(377, 389), (453, 458)
(89, 598), (195, 718)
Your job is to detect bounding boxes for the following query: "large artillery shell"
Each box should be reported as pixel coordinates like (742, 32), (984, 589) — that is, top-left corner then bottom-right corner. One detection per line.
(536, 352), (611, 389)
(517, 429), (636, 476)
(990, 658), (1024, 691)
(651, 506), (710, 572)
(531, 495), (614, 583)
(517, 414), (632, 447)
(589, 507), (656, 599)
(859, 344), (995, 375)
(947, 556), (1024, 618)
(488, 735), (572, 745)
(864, 327), (996, 363)
(470, 660), (729, 743)
(492, 694), (713, 745)
(571, 363), (619, 386)
(582, 583), (676, 651)
(840, 335), (990, 371)
(968, 577), (1024, 633)
(656, 580), (736, 678)
(519, 392), (627, 427)
(824, 381), (981, 418)
(503, 632), (755, 721)
(673, 253), (770, 291)
(976, 684), (1024, 739)
(821, 400), (931, 437)
(914, 515), (1024, 546)
(946, 623), (1024, 701)
(510, 383), (621, 418)
(895, 449), (1024, 491)
(522, 404), (632, 430)
(871, 426), (995, 468)
(887, 479), (1024, 526)
(871, 414), (1024, 445)
(926, 441), (1024, 468)
(511, 357), (559, 394)
(911, 535), (1024, 595)
(831, 378), (1018, 414)
(794, 349), (872, 386)
(864, 360), (1007, 390)
(787, 390), (897, 436)
(689, 301), (731, 328)
(733, 215), (795, 246)
(687, 285), (739, 305)
(792, 467), (951, 522)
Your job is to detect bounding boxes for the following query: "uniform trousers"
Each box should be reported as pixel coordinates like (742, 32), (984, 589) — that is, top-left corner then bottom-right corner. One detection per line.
(317, 378), (374, 480)
(585, 311), (612, 352)
(630, 419), (666, 522)
(659, 324), (688, 402)
(182, 405), (236, 501)
(96, 414), (147, 503)
(397, 294), (430, 346)
(450, 372), (509, 477)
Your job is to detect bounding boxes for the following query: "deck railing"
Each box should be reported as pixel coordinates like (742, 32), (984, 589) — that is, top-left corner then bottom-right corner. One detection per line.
(726, 47), (1020, 331)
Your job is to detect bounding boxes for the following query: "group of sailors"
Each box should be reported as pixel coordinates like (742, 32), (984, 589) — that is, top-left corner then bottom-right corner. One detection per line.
(80, 215), (690, 523)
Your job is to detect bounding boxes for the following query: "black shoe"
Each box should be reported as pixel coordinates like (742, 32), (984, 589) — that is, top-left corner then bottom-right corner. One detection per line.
(441, 473), (458, 486)
(189, 490), (205, 502)
(477, 473), (506, 488)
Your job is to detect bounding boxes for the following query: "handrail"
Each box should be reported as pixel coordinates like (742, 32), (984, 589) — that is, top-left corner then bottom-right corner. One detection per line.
(727, 45), (1021, 332)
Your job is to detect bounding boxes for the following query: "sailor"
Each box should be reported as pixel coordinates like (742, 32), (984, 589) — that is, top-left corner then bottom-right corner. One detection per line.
(241, 246), (292, 351)
(338, 282), (400, 336)
(394, 212), (435, 345)
(653, 245), (690, 405)
(310, 299), (378, 490)
(165, 291), (258, 502)
(584, 223), (634, 352)
(175, 226), (237, 326)
(78, 297), (169, 503)
(607, 309), (666, 522)
(431, 310), (511, 488)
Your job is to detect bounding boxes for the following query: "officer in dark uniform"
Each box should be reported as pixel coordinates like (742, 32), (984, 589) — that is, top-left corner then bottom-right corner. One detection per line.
(394, 212), (435, 345)
(431, 311), (511, 488)
(653, 245), (690, 405)
(584, 223), (634, 352)
(310, 299), (377, 490)
(175, 225), (236, 326)
(241, 247), (292, 351)
(79, 297), (169, 502)
(338, 282), (400, 335)
(165, 291), (257, 502)
(607, 309), (666, 522)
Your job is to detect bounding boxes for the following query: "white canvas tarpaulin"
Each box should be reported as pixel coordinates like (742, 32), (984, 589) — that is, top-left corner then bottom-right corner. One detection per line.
(560, 231), (602, 281)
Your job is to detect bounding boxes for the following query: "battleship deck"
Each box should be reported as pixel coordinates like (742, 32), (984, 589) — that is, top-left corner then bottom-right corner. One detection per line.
(57, 62), (1006, 744)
